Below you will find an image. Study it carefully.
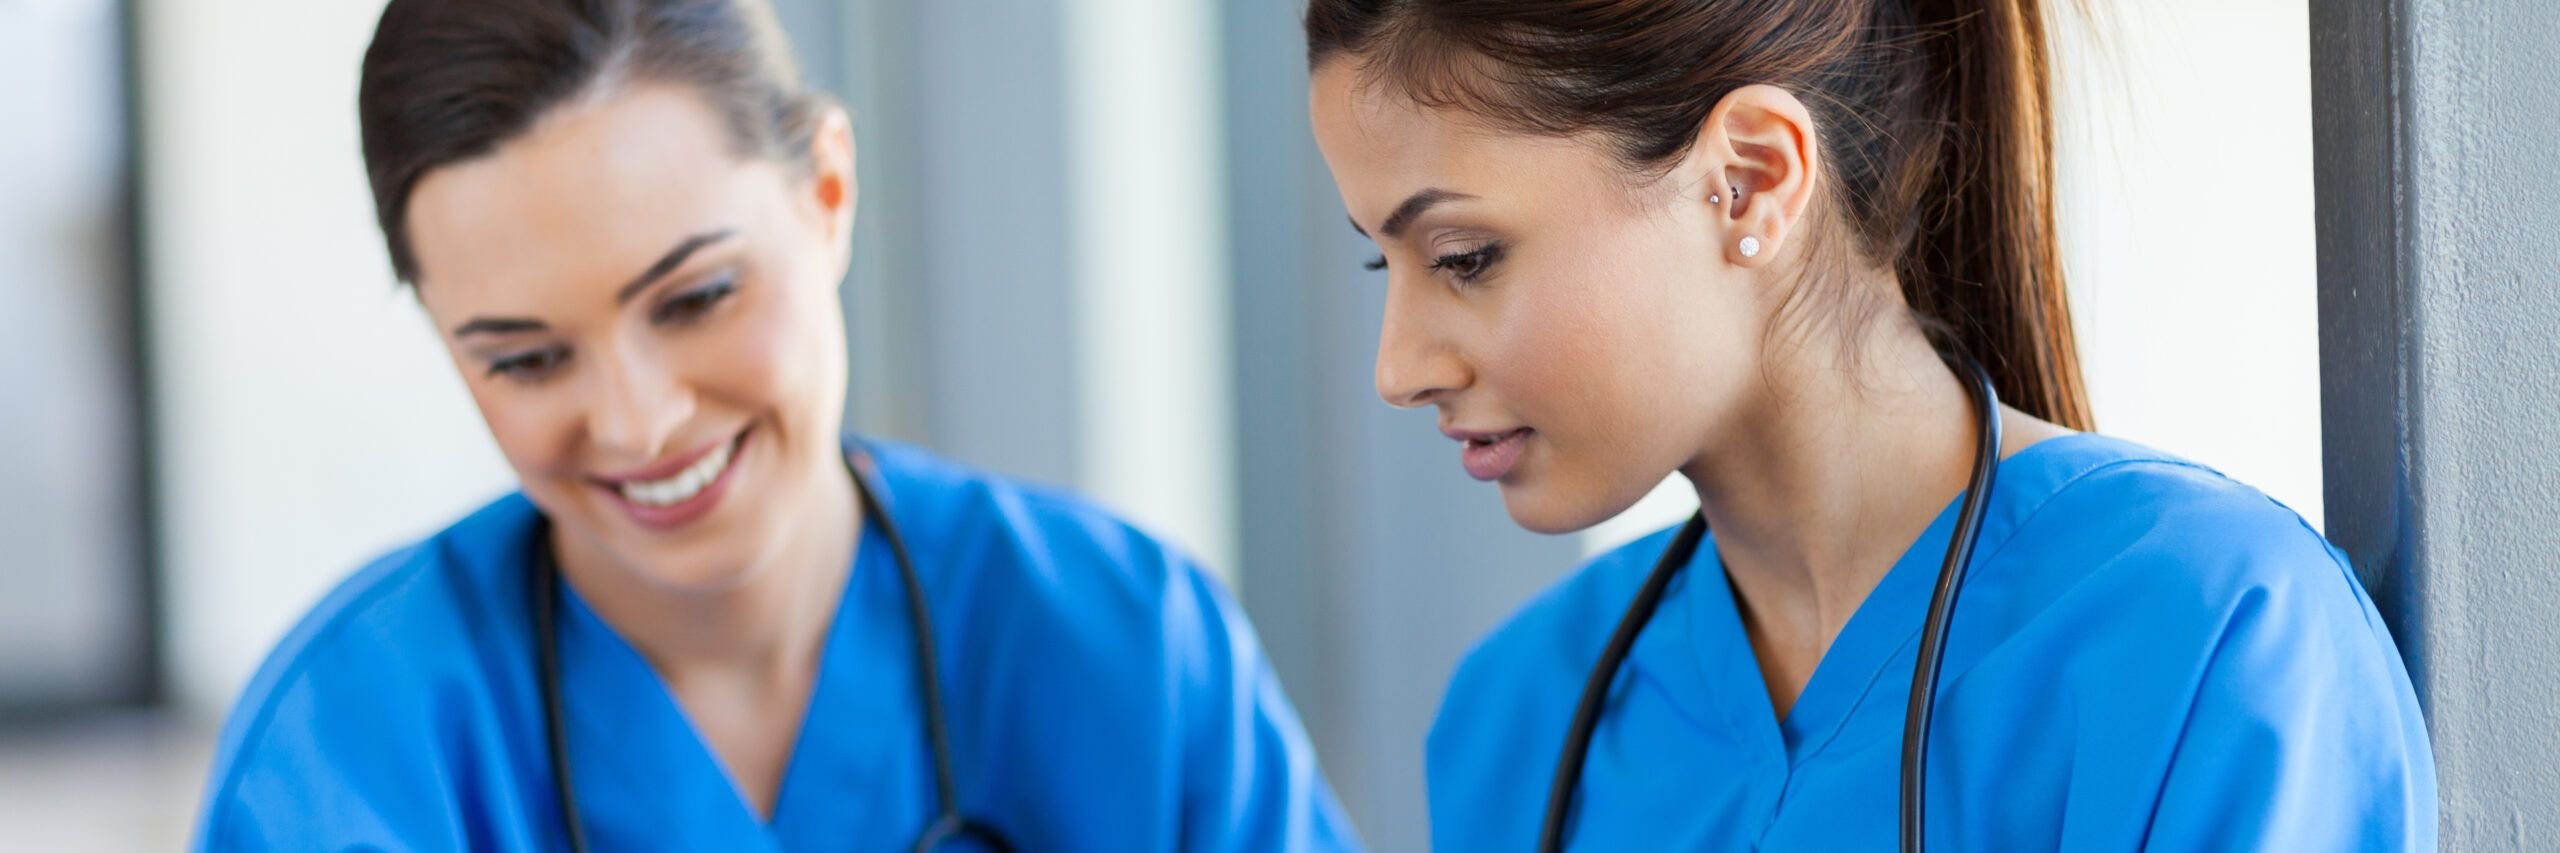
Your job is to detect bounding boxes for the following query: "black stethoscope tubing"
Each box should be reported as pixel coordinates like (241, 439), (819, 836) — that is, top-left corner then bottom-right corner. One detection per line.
(532, 445), (1014, 852)
(1536, 353), (2003, 853)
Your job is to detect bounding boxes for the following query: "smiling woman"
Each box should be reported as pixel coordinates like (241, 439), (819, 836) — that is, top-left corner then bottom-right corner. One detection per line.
(189, 1), (1358, 850)
(403, 78), (860, 598)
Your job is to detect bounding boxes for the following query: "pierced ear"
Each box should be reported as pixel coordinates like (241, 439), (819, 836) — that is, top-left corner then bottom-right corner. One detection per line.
(808, 105), (859, 267)
(816, 172), (847, 210)
(810, 107), (857, 210)
(1689, 84), (1820, 265)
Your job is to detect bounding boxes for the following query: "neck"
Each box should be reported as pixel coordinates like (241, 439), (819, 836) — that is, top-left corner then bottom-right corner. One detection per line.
(1678, 307), (1980, 638)
(551, 461), (861, 683)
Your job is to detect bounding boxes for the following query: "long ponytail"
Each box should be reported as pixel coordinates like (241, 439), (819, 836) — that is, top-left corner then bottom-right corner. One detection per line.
(1307, 0), (2095, 430)
(1903, 0), (2093, 429)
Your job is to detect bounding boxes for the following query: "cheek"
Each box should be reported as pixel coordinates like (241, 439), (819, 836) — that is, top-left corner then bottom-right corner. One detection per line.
(463, 377), (584, 481)
(1485, 253), (1683, 433)
(685, 282), (830, 414)
(1487, 289), (1611, 412)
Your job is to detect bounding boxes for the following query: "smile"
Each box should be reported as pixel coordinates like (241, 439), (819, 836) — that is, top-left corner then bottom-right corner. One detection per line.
(618, 437), (735, 506)
(594, 427), (752, 531)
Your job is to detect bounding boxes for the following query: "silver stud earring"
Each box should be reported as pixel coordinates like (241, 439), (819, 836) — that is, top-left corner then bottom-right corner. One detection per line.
(1738, 236), (1761, 258)
(1708, 192), (1722, 205)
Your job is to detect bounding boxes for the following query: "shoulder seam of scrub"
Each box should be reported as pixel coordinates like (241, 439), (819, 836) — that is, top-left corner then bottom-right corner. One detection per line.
(1996, 453), (2336, 607)
(1961, 454), (2199, 576)
(2043, 452), (2316, 544)
(2280, 499), (2381, 635)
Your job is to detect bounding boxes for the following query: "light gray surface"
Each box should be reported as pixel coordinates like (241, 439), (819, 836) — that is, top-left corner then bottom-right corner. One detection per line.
(0, 714), (215, 852)
(0, 0), (145, 709)
(2312, 0), (2560, 847)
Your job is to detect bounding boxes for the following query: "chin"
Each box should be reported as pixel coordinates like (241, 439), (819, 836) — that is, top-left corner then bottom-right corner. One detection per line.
(1496, 480), (1629, 537)
(564, 493), (778, 596)
(620, 547), (769, 595)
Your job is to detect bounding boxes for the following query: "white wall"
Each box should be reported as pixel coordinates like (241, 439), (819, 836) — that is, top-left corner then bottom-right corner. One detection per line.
(1587, 0), (2325, 555)
(138, 0), (513, 716)
(1064, 0), (1239, 578)
(2055, 0), (2324, 527)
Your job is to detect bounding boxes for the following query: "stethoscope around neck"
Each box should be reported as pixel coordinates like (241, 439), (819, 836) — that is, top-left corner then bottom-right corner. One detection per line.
(1537, 351), (2004, 853)
(530, 443), (1015, 852)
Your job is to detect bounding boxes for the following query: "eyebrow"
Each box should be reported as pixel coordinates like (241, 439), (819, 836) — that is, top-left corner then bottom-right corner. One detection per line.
(1349, 189), (1474, 240)
(451, 317), (547, 338)
(616, 229), (736, 304)
(448, 228), (738, 339)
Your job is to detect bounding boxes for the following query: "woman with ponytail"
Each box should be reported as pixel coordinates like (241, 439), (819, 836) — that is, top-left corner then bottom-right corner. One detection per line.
(1303, 0), (2434, 848)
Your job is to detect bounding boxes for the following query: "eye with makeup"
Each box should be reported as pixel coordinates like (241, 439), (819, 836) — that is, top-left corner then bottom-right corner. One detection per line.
(1366, 241), (1509, 287)
(1431, 242), (1506, 284)
(650, 276), (737, 325)
(487, 344), (572, 383)
(478, 277), (737, 384)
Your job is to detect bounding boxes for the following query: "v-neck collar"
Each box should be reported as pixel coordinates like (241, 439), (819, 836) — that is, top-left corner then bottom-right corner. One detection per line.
(547, 511), (905, 849)
(1626, 434), (2120, 768)
(1705, 495), (1964, 762)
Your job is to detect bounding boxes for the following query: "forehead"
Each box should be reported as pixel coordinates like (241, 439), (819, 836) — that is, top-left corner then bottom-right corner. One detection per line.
(405, 83), (769, 314)
(1308, 61), (1629, 225)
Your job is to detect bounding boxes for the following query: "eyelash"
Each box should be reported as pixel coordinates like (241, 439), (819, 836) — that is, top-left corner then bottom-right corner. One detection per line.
(652, 277), (736, 325)
(485, 278), (738, 383)
(1365, 242), (1508, 286)
(488, 346), (570, 381)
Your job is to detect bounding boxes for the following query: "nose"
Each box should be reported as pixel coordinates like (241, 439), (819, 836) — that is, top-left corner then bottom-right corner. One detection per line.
(584, 342), (695, 463)
(1374, 278), (1470, 409)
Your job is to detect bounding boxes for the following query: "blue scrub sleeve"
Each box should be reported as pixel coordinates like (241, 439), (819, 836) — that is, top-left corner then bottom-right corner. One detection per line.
(1163, 560), (1363, 852)
(2139, 569), (2437, 851)
(197, 665), (492, 851)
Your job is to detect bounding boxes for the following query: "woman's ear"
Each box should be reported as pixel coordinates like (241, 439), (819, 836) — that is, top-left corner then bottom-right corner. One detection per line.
(808, 105), (858, 271)
(1684, 84), (1821, 267)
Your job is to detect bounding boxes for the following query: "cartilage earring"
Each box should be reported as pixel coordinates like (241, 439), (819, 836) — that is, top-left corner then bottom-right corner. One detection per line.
(1739, 236), (1761, 258)
(1708, 192), (1722, 205)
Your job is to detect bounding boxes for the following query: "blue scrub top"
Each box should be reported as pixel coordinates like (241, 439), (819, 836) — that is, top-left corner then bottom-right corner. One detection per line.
(196, 438), (1361, 851)
(1430, 434), (2436, 851)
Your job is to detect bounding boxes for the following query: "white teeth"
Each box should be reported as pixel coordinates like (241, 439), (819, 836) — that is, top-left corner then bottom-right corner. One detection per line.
(618, 439), (734, 507)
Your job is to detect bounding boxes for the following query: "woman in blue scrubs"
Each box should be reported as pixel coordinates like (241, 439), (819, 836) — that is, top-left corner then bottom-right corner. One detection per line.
(1304, 0), (2434, 849)
(194, 1), (1357, 850)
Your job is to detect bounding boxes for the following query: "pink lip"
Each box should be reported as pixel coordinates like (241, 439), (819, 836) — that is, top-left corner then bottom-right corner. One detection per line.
(592, 432), (736, 485)
(1451, 426), (1533, 482)
(593, 428), (750, 531)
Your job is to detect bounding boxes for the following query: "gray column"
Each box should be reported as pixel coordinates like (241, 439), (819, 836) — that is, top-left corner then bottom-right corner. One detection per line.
(0, 0), (150, 713)
(2312, 0), (2560, 847)
(781, 0), (1082, 485)
(772, 0), (930, 444)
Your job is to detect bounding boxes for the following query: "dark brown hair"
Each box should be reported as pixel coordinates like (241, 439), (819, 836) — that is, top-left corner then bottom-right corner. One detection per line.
(1307, 0), (2095, 430)
(358, 0), (829, 285)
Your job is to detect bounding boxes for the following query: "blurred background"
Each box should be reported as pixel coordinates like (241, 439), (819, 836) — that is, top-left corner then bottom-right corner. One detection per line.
(0, 0), (2324, 849)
